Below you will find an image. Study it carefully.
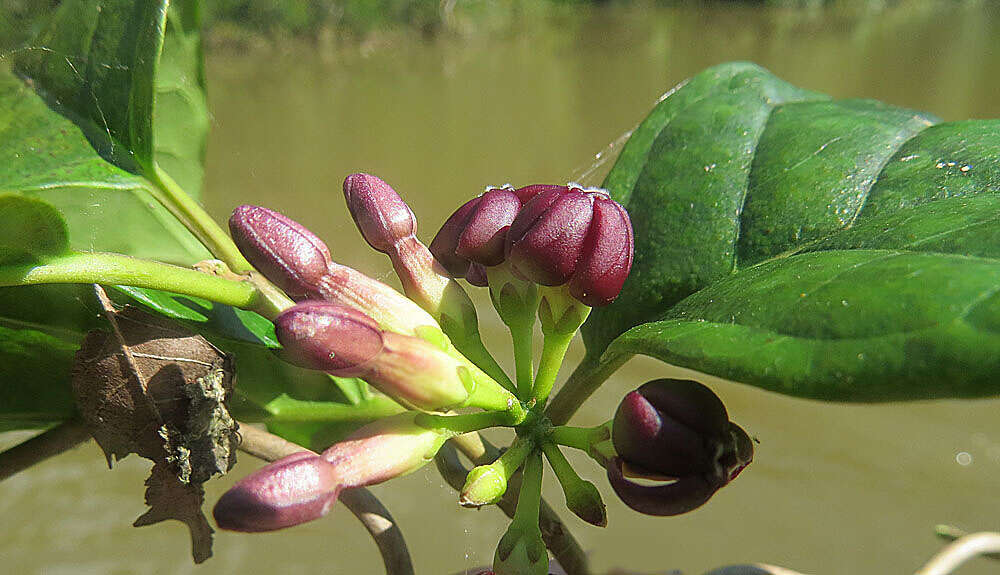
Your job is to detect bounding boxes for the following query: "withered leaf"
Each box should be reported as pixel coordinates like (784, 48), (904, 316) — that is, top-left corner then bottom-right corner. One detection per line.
(71, 297), (239, 563)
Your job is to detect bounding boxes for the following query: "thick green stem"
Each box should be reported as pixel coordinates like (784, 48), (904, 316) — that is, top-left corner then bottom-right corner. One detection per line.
(151, 165), (252, 273)
(532, 330), (577, 404)
(494, 436), (535, 479)
(263, 395), (405, 422)
(546, 351), (631, 426)
(513, 449), (543, 527)
(511, 322), (534, 399)
(415, 410), (520, 434)
(0, 252), (259, 309)
(549, 423), (610, 453)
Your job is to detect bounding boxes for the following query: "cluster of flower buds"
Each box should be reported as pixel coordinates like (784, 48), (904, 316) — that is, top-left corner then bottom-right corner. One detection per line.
(229, 204), (520, 410)
(342, 173), (514, 391)
(430, 183), (633, 307)
(214, 413), (450, 532)
(607, 379), (753, 516)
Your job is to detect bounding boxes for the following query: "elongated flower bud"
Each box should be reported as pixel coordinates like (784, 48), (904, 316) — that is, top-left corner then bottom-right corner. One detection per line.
(276, 301), (476, 411)
(506, 185), (633, 306)
(213, 452), (342, 532)
(275, 301), (384, 377)
(229, 205), (332, 299)
(316, 261), (440, 338)
(322, 412), (450, 487)
(607, 379), (753, 516)
(343, 173), (416, 253)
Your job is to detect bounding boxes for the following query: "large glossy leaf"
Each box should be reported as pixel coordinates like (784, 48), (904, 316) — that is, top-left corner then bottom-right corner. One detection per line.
(586, 62), (1000, 401)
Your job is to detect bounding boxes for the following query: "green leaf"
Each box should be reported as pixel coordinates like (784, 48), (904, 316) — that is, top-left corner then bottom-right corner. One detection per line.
(0, 323), (80, 427)
(587, 62), (1000, 401)
(0, 194), (69, 263)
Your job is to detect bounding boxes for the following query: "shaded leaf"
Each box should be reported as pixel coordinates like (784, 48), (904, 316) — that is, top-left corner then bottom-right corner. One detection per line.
(0, 194), (69, 263)
(586, 62), (1000, 401)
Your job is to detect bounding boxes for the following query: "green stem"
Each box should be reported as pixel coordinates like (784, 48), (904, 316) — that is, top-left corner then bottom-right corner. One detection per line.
(415, 410), (521, 434)
(494, 436), (535, 480)
(546, 351), (631, 426)
(263, 395), (405, 422)
(540, 441), (577, 489)
(532, 330), (577, 404)
(549, 423), (610, 453)
(151, 165), (252, 273)
(0, 252), (258, 309)
(513, 449), (543, 527)
(511, 321), (534, 399)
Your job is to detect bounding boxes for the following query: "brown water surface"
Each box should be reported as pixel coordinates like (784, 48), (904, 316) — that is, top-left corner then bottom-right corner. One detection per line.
(3, 2), (1000, 574)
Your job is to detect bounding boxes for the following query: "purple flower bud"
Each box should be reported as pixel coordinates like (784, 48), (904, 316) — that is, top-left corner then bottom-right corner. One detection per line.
(429, 197), (482, 277)
(275, 301), (472, 411)
(568, 196), (633, 307)
(229, 205), (333, 299)
(343, 173), (417, 253)
(275, 301), (384, 377)
(213, 452), (342, 532)
(322, 412), (450, 488)
(430, 186), (535, 275)
(505, 186), (633, 306)
(455, 189), (522, 266)
(608, 379), (753, 516)
(466, 262), (489, 287)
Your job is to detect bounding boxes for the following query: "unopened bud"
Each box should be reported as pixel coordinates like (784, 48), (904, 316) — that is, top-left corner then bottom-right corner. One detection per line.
(229, 205), (332, 299)
(276, 301), (472, 411)
(607, 379), (753, 516)
(343, 173), (417, 252)
(322, 412), (449, 487)
(213, 452), (342, 532)
(460, 464), (507, 507)
(506, 185), (633, 306)
(275, 301), (383, 377)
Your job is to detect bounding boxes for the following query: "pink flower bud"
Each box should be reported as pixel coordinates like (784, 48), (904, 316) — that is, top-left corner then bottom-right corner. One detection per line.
(343, 173), (417, 253)
(229, 205), (333, 299)
(275, 301), (384, 377)
(275, 301), (472, 411)
(505, 186), (633, 306)
(213, 452), (342, 532)
(322, 412), (449, 487)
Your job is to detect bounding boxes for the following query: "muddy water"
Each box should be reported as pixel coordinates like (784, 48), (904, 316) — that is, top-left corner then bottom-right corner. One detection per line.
(3, 2), (1000, 574)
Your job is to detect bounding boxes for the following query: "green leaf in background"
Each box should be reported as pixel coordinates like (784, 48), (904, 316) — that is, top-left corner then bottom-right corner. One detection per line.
(0, 194), (69, 263)
(585, 62), (1000, 401)
(0, 1), (369, 436)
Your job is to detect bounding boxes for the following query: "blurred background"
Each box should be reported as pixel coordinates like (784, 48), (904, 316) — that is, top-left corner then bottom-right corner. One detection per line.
(2, 0), (999, 573)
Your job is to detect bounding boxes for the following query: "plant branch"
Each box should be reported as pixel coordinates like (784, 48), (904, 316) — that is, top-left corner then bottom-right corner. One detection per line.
(0, 252), (259, 310)
(236, 423), (414, 575)
(916, 531), (1000, 575)
(0, 419), (92, 482)
(151, 165), (253, 273)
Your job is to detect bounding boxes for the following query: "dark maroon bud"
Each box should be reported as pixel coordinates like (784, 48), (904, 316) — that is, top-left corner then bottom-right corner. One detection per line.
(275, 301), (384, 377)
(505, 186), (633, 306)
(429, 196), (482, 277)
(213, 452), (342, 532)
(466, 262), (489, 287)
(608, 379), (753, 516)
(512, 184), (566, 204)
(505, 187), (595, 286)
(612, 379), (730, 478)
(343, 173), (417, 253)
(455, 189), (522, 266)
(568, 196), (633, 306)
(606, 456), (717, 517)
(229, 205), (332, 299)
